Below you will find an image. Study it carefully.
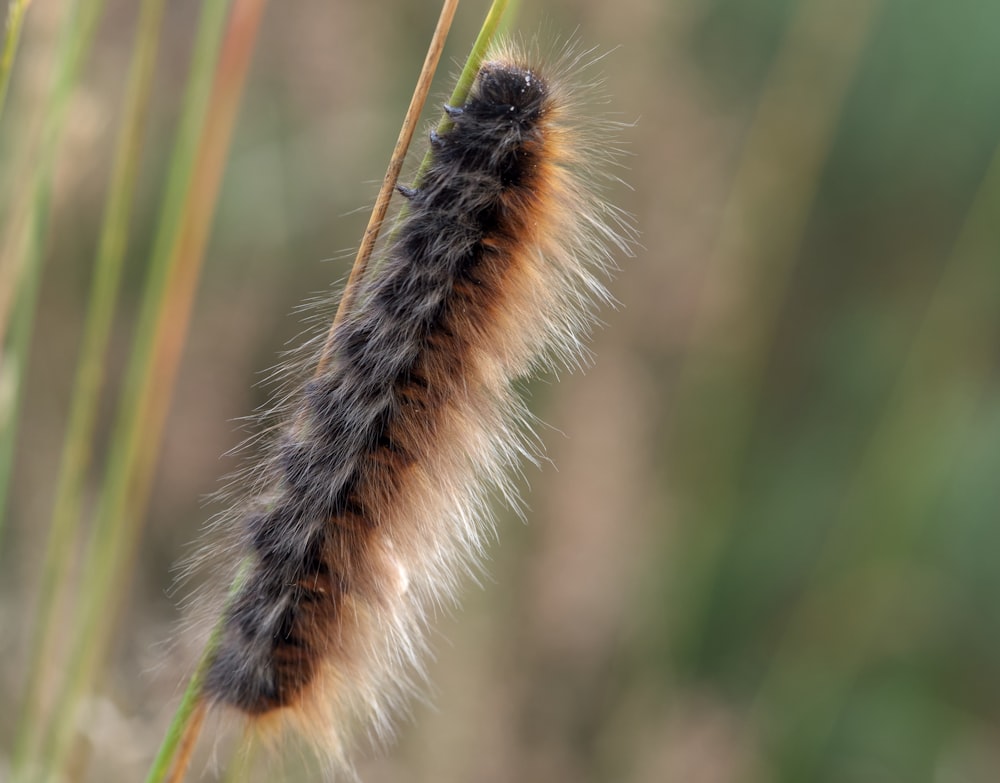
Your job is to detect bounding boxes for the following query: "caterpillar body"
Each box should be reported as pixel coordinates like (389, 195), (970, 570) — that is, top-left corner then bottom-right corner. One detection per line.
(201, 42), (631, 767)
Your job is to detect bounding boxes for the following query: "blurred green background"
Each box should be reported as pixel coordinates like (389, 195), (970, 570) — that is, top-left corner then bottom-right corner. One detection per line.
(3, 0), (1000, 780)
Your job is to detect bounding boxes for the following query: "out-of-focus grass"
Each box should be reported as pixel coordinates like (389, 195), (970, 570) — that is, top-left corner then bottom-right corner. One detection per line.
(11, 0), (167, 774)
(0, 1), (31, 123)
(637, 1), (1000, 781)
(0, 0), (107, 549)
(32, 0), (259, 776)
(664, 0), (881, 673)
(3, 0), (258, 780)
(747, 125), (1000, 783)
(3, 0), (1000, 781)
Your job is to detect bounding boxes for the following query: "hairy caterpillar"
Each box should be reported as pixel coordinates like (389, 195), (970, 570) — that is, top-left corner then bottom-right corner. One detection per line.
(199, 41), (632, 767)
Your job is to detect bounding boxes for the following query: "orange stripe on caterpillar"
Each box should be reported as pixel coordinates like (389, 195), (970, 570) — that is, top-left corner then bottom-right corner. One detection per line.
(199, 40), (633, 771)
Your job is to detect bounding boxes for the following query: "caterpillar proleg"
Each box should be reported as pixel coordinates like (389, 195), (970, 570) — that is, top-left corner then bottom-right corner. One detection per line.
(200, 40), (633, 768)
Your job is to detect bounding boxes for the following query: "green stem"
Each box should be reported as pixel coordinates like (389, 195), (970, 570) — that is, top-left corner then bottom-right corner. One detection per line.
(0, 0), (107, 546)
(143, 625), (220, 783)
(29, 0), (239, 777)
(370, 0), (509, 282)
(10, 0), (168, 773)
(145, 562), (249, 783)
(0, 177), (48, 560)
(0, 0), (32, 121)
(411, 0), (509, 188)
(0, 0), (103, 762)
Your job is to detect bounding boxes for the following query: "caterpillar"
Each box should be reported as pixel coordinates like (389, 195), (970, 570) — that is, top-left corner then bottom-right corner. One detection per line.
(200, 40), (632, 768)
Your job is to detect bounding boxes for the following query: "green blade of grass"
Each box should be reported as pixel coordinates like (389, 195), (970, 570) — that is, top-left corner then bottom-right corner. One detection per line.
(0, 0), (108, 543)
(420, 0), (509, 178)
(143, 632), (215, 783)
(9, 0), (169, 773)
(0, 174), (48, 559)
(145, 564), (249, 783)
(0, 0), (108, 353)
(0, 0), (32, 121)
(325, 0), (507, 345)
(29, 0), (252, 778)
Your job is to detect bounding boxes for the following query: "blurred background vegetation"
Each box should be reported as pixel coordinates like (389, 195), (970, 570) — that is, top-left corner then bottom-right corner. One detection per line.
(3, 0), (1000, 780)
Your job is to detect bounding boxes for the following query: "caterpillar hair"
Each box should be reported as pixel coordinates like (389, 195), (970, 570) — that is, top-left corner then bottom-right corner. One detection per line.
(198, 39), (633, 769)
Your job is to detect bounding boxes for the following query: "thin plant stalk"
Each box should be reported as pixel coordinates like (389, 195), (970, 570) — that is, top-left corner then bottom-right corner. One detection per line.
(30, 0), (259, 777)
(0, 0), (106, 352)
(146, 564), (248, 783)
(0, 0), (33, 121)
(0, 0), (108, 546)
(145, 1), (515, 779)
(316, 0), (465, 371)
(366, 0), (510, 283)
(315, 0), (509, 354)
(0, 179), (48, 556)
(9, 0), (169, 772)
(418, 0), (510, 180)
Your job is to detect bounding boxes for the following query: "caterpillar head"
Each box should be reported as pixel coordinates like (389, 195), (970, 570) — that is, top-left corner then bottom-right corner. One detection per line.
(470, 61), (548, 124)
